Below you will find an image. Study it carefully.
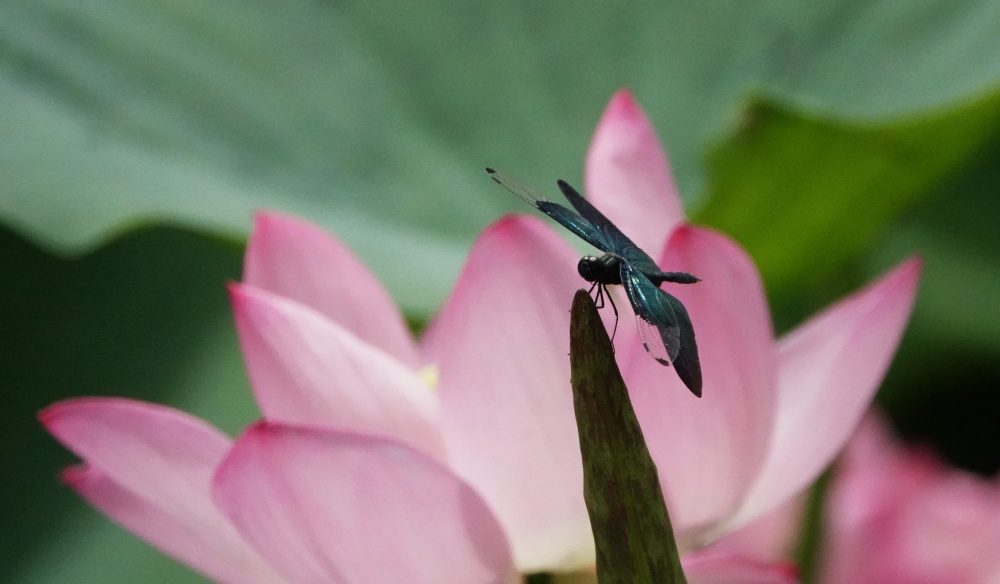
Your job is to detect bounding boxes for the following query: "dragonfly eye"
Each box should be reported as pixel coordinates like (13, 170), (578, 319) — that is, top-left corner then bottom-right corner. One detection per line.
(578, 256), (601, 282)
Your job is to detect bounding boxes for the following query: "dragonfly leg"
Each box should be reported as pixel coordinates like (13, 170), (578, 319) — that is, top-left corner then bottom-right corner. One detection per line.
(589, 280), (605, 309)
(586, 281), (617, 353)
(605, 284), (619, 350)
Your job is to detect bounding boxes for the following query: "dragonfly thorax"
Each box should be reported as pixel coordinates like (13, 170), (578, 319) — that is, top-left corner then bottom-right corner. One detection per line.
(578, 254), (623, 285)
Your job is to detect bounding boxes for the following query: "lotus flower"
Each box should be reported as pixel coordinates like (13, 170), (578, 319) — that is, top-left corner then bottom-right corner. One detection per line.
(817, 413), (1000, 584)
(40, 89), (917, 583)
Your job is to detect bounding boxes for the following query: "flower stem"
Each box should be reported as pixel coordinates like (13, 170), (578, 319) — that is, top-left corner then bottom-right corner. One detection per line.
(569, 289), (687, 584)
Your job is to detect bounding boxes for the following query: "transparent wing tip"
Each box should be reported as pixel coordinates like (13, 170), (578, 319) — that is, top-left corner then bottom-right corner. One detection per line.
(484, 167), (549, 205)
(643, 342), (672, 367)
(636, 314), (678, 367)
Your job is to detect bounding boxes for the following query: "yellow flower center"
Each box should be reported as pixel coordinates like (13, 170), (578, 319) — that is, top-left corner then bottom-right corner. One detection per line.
(418, 364), (439, 391)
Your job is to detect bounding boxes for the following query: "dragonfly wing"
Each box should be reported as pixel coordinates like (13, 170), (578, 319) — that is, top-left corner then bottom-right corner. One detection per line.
(621, 262), (681, 363)
(634, 309), (680, 365)
(621, 262), (703, 396)
(556, 180), (661, 271)
(487, 169), (613, 252)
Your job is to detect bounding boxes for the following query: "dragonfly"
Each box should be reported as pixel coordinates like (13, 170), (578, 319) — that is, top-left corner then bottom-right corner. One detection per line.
(487, 167), (703, 397)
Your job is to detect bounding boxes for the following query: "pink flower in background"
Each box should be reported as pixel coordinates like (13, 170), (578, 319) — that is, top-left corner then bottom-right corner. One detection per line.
(40, 89), (919, 584)
(818, 413), (1000, 584)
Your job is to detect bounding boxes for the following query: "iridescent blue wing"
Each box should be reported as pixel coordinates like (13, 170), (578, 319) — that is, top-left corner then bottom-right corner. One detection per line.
(487, 168), (613, 253)
(620, 262), (703, 396)
(556, 180), (661, 274)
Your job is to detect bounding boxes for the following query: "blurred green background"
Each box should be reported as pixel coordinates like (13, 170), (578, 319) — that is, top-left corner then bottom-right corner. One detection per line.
(2, 1), (999, 582)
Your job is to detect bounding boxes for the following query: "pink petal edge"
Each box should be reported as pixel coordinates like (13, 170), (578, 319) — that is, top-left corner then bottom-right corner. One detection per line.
(724, 258), (922, 534)
(62, 464), (289, 584)
(682, 550), (800, 584)
(40, 397), (232, 516)
(229, 282), (445, 460)
(622, 226), (778, 541)
(425, 215), (595, 571)
(710, 492), (806, 564)
(244, 211), (419, 367)
(584, 89), (686, 256)
(212, 421), (515, 584)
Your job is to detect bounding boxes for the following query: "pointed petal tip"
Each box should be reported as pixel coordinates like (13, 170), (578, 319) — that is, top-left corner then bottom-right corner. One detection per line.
(226, 279), (250, 304)
(671, 223), (723, 244)
(251, 208), (289, 223)
(40, 397), (230, 453)
(241, 418), (270, 433)
(586, 89), (686, 254)
(227, 281), (279, 317)
(227, 282), (254, 323)
(237, 419), (283, 441)
(247, 211), (310, 261)
(667, 224), (756, 275)
(666, 222), (697, 245)
(59, 463), (88, 486)
(229, 421), (378, 454)
(250, 209), (274, 232)
(250, 209), (303, 237)
(218, 422), (273, 472)
(596, 89), (649, 131)
(214, 423), (270, 493)
(891, 254), (924, 286)
(224, 280), (244, 303)
(39, 397), (125, 431)
(483, 213), (549, 245)
(245, 209), (419, 365)
(904, 253), (924, 270)
(441, 214), (576, 303)
(854, 255), (923, 313)
(37, 402), (63, 428)
(489, 212), (526, 231)
(246, 210), (351, 271)
(605, 88), (639, 117)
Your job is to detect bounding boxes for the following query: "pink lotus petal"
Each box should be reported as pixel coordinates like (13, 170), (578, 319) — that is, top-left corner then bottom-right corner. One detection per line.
(212, 422), (516, 584)
(820, 413), (1000, 584)
(63, 465), (289, 584)
(584, 89), (686, 255)
(819, 416), (930, 584)
(230, 283), (444, 459)
(424, 215), (594, 571)
(710, 493), (806, 564)
(682, 550), (799, 584)
(41, 399), (286, 583)
(727, 258), (922, 531)
(620, 226), (778, 539)
(41, 398), (231, 521)
(244, 211), (419, 367)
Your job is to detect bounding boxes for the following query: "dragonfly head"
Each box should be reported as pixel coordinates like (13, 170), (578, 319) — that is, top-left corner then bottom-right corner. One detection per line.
(578, 254), (622, 285)
(578, 256), (601, 282)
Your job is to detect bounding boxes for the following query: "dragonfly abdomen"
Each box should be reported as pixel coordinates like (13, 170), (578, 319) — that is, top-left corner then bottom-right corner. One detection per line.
(646, 271), (700, 286)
